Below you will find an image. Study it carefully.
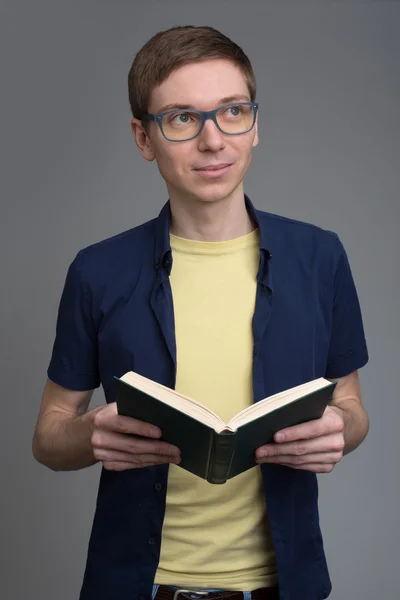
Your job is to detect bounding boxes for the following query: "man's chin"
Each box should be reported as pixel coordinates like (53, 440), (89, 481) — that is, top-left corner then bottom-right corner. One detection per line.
(187, 181), (242, 204)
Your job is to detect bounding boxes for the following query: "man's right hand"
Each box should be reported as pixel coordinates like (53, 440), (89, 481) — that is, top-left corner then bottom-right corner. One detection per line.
(91, 402), (181, 471)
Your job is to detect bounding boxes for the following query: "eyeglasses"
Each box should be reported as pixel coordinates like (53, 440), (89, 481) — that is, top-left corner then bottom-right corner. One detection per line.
(142, 102), (259, 142)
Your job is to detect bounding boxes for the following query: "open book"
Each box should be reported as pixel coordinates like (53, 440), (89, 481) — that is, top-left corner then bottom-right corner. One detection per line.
(115, 372), (337, 484)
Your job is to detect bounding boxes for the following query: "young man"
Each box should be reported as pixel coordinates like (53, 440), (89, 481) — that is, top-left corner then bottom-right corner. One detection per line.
(32, 26), (369, 600)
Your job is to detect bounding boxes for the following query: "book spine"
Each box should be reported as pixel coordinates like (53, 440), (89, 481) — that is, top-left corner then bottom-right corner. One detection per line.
(207, 431), (236, 484)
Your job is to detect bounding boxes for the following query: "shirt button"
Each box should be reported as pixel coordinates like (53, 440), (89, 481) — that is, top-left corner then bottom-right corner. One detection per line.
(155, 482), (162, 491)
(148, 537), (156, 545)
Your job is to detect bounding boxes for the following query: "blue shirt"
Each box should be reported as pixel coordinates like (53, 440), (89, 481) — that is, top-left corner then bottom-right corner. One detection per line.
(48, 195), (368, 600)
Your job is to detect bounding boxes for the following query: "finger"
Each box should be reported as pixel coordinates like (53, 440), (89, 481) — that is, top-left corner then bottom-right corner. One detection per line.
(92, 430), (181, 458)
(96, 449), (181, 466)
(256, 434), (344, 459)
(94, 409), (162, 439)
(103, 460), (174, 471)
(257, 451), (343, 466)
(113, 415), (162, 438)
(274, 409), (343, 443)
(274, 462), (336, 473)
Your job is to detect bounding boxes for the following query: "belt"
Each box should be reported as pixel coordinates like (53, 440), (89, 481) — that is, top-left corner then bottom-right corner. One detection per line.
(154, 584), (280, 600)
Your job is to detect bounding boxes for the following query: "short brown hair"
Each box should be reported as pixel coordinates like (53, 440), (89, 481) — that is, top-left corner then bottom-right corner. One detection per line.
(128, 25), (256, 120)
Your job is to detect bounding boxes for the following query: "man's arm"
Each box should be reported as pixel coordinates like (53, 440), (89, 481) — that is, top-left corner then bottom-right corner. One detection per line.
(327, 369), (369, 455)
(255, 370), (369, 472)
(32, 378), (100, 471)
(32, 378), (181, 472)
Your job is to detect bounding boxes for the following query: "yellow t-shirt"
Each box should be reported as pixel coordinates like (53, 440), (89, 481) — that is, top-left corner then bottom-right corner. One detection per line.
(154, 229), (278, 591)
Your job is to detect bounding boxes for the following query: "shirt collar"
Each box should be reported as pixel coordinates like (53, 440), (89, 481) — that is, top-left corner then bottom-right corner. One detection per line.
(154, 194), (272, 275)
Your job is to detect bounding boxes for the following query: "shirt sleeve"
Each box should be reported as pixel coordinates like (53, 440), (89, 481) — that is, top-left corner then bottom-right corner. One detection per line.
(325, 234), (369, 379)
(47, 250), (101, 391)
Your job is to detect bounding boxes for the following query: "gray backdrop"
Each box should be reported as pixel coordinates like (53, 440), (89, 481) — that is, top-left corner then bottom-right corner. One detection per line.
(1, 1), (399, 599)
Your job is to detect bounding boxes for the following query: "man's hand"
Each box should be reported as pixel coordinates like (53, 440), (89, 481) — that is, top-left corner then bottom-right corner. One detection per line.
(91, 403), (181, 471)
(255, 405), (345, 473)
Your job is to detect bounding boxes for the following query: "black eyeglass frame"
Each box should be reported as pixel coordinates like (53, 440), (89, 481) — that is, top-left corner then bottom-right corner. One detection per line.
(141, 102), (259, 142)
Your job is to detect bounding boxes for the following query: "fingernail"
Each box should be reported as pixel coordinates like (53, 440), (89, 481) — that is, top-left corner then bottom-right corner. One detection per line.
(275, 433), (284, 442)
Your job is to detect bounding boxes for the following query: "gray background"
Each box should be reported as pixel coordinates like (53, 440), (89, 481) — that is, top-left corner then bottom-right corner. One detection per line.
(1, 1), (399, 598)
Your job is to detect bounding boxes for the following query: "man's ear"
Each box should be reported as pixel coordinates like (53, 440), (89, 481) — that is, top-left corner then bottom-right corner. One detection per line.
(252, 113), (259, 149)
(130, 118), (155, 161)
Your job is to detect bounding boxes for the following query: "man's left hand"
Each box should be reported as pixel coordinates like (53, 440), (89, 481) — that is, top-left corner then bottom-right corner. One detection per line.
(255, 405), (345, 473)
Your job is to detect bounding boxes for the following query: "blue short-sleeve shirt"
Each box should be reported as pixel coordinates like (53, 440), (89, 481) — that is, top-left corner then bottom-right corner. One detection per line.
(47, 195), (368, 600)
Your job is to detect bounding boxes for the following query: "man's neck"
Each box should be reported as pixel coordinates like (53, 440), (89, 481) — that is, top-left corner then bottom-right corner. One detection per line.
(168, 186), (255, 242)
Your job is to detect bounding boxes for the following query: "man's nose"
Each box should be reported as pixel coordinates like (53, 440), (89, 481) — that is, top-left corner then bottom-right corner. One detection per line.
(197, 118), (226, 152)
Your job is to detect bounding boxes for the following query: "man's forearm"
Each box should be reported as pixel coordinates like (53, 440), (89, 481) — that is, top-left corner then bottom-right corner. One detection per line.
(32, 407), (102, 471)
(332, 396), (369, 455)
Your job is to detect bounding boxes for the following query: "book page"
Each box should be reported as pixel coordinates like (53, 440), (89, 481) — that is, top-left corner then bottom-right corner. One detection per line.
(227, 378), (332, 429)
(120, 371), (226, 430)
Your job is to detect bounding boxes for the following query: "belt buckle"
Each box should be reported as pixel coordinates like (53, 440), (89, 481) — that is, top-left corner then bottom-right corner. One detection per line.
(173, 589), (210, 600)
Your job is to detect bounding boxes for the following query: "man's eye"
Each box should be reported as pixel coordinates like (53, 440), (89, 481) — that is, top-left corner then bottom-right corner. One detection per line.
(227, 105), (242, 116)
(175, 114), (190, 123)
(168, 112), (196, 125)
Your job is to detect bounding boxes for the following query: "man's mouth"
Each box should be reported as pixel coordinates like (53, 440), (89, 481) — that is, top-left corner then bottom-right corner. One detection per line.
(194, 163), (233, 178)
(195, 163), (232, 171)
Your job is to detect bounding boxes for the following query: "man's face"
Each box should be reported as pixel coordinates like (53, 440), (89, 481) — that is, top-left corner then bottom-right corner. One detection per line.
(131, 59), (258, 205)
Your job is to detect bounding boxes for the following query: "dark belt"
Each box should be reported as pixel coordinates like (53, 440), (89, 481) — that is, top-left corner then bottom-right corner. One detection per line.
(154, 584), (279, 600)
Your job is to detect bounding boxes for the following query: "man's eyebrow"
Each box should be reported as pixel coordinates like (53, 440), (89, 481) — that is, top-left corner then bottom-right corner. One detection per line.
(156, 94), (251, 114)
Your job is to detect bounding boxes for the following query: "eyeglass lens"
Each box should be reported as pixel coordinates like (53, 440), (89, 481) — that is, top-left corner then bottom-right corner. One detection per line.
(161, 103), (255, 141)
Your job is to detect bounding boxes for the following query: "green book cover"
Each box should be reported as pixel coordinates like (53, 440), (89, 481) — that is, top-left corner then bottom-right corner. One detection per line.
(115, 374), (337, 484)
